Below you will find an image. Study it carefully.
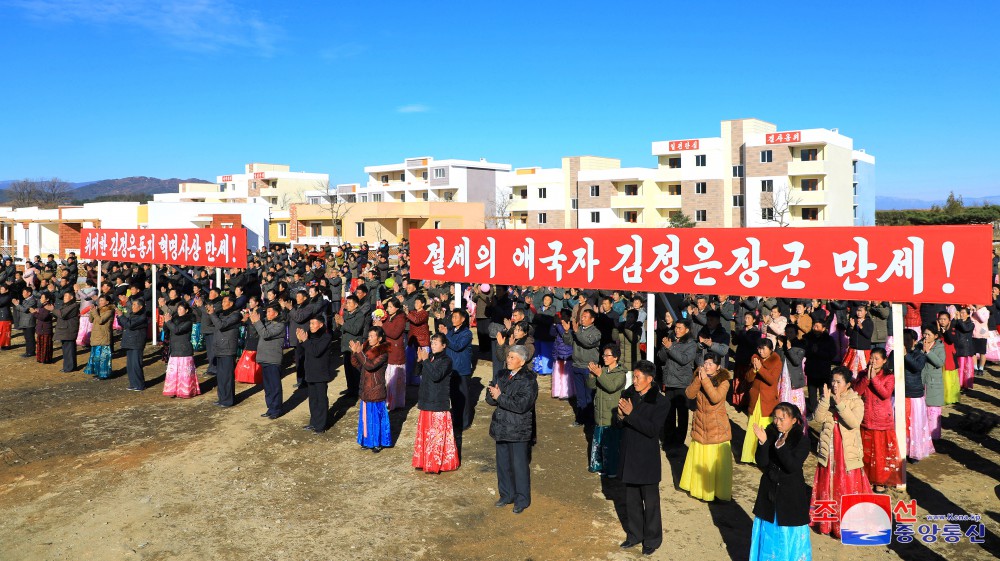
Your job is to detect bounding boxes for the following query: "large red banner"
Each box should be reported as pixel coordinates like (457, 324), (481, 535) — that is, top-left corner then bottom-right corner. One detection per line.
(411, 226), (993, 304)
(80, 228), (248, 267)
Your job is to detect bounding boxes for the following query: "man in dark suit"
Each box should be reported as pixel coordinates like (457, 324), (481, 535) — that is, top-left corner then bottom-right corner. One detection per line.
(485, 345), (538, 514)
(616, 359), (669, 556)
(297, 316), (335, 433)
(208, 295), (242, 407)
(118, 298), (148, 391)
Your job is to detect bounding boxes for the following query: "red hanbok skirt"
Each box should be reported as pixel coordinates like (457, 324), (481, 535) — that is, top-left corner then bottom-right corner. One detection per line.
(0, 320), (10, 348)
(861, 427), (904, 486)
(811, 421), (872, 538)
(412, 410), (460, 474)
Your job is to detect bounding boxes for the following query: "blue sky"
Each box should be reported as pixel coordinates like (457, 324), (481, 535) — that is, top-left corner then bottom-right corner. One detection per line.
(1, 0), (997, 200)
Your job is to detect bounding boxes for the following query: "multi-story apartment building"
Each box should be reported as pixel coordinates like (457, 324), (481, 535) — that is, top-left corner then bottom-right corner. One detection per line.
(156, 163), (328, 211)
(362, 157), (511, 205)
(505, 119), (875, 229)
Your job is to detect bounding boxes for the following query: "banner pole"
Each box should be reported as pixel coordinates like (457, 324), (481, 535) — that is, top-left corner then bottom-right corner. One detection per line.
(453, 282), (461, 310)
(97, 260), (102, 292)
(152, 264), (158, 346)
(891, 302), (907, 490)
(216, 268), (222, 292)
(646, 292), (655, 362)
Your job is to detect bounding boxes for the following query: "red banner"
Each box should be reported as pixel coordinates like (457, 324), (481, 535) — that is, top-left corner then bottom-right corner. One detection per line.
(767, 131), (802, 144)
(668, 139), (700, 151)
(80, 228), (248, 267)
(411, 226), (993, 304)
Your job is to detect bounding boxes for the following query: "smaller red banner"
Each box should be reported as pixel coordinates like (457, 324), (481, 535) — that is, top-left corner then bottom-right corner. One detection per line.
(80, 228), (248, 267)
(668, 139), (700, 151)
(766, 131), (802, 144)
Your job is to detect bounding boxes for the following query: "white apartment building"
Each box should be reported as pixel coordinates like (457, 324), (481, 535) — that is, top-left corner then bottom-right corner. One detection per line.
(362, 157), (511, 205)
(155, 163), (328, 211)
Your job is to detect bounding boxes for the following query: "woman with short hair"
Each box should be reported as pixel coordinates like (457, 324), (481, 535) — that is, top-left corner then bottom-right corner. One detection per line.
(680, 351), (732, 502)
(412, 333), (459, 474)
(351, 327), (392, 452)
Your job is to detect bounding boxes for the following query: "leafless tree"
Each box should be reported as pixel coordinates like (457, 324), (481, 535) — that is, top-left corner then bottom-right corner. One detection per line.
(761, 187), (803, 227)
(7, 179), (39, 208)
(485, 187), (511, 229)
(6, 177), (71, 208)
(38, 178), (71, 207)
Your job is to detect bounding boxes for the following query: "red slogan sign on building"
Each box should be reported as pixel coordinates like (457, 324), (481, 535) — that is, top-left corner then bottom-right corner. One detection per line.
(411, 226), (992, 304)
(668, 139), (700, 151)
(767, 131), (802, 144)
(80, 228), (248, 267)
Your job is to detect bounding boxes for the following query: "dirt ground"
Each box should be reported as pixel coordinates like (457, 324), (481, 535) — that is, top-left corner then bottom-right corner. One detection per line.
(1, 331), (998, 561)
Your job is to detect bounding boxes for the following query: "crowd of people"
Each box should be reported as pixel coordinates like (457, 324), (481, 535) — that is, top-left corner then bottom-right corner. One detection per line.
(2, 243), (999, 560)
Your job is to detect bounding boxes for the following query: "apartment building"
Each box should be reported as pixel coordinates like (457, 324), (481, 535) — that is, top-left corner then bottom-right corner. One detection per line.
(509, 119), (875, 229)
(362, 157), (511, 206)
(155, 163), (328, 211)
(504, 156), (621, 229)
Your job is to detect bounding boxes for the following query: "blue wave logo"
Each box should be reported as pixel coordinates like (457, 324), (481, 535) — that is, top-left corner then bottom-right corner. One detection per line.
(842, 529), (892, 546)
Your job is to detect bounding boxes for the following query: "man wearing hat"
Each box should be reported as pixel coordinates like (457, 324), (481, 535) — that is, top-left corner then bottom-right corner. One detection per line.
(287, 289), (324, 389)
(297, 315), (334, 433)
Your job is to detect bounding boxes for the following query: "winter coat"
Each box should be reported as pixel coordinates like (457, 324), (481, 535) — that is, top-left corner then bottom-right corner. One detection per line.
(855, 368), (895, 431)
(302, 330), (334, 383)
(814, 388), (864, 471)
(685, 368), (732, 445)
(753, 423), (812, 527)
(209, 308), (242, 357)
(586, 363), (627, 426)
(780, 345), (807, 390)
(54, 301), (80, 342)
(846, 318), (874, 350)
(118, 308), (148, 350)
(950, 318), (974, 357)
(88, 306), (114, 347)
(486, 366), (538, 443)
(615, 385), (669, 485)
(903, 346), (927, 398)
(0, 292), (12, 323)
(748, 351), (782, 417)
(406, 309), (430, 347)
(495, 335), (535, 364)
(764, 315), (788, 346)
(15, 295), (38, 329)
(617, 321), (642, 372)
(921, 339), (946, 407)
(198, 296), (222, 334)
(443, 325), (473, 376)
(380, 312), (407, 364)
(563, 323), (601, 368)
(732, 325), (762, 367)
(163, 316), (194, 357)
(339, 306), (369, 353)
(657, 335), (697, 389)
(869, 303), (890, 344)
(803, 331), (836, 387)
(551, 323), (574, 360)
(253, 319), (286, 365)
(416, 351), (452, 412)
(352, 342), (389, 402)
(34, 306), (55, 336)
(288, 300), (322, 347)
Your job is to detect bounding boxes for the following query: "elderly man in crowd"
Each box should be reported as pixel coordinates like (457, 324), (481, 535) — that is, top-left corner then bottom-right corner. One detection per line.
(486, 345), (538, 514)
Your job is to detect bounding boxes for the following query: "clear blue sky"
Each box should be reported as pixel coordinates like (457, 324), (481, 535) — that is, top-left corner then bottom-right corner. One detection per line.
(1, 0), (997, 200)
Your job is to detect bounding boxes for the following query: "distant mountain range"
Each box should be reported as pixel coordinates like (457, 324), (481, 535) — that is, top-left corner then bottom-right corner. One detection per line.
(0, 177), (212, 204)
(876, 195), (1000, 210)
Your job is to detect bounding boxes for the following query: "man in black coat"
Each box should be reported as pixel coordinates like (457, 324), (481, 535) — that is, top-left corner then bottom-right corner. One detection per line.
(616, 360), (669, 556)
(485, 344), (538, 514)
(803, 320), (837, 416)
(297, 316), (334, 433)
(208, 295), (242, 407)
(118, 298), (148, 391)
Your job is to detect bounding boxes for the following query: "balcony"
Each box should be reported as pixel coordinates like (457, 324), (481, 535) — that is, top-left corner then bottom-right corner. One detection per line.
(654, 168), (683, 182)
(655, 194), (683, 209)
(787, 160), (831, 176)
(790, 189), (828, 206)
(610, 194), (644, 209)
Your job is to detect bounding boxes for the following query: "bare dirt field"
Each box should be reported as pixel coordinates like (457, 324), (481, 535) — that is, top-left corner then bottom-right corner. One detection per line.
(1, 331), (998, 561)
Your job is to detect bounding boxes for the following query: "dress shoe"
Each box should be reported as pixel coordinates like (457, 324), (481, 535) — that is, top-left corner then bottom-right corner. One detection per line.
(267, 413), (280, 420)
(494, 499), (512, 508)
(642, 546), (657, 556)
(261, 412), (272, 418)
(620, 540), (640, 549)
(303, 425), (315, 430)
(312, 429), (326, 434)
(372, 446), (382, 453)
(512, 505), (526, 514)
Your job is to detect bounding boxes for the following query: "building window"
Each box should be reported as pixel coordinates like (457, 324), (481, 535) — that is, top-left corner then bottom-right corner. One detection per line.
(761, 179), (773, 192)
(854, 205), (858, 219)
(732, 165), (744, 178)
(623, 211), (638, 223)
(422, 191), (429, 201)
(434, 220), (441, 229)
(519, 214), (527, 224)
(853, 183), (858, 197)
(695, 210), (707, 222)
(310, 222), (322, 237)
(422, 171), (428, 180)
(695, 155), (706, 167)
(433, 168), (446, 179)
(668, 157), (681, 169)
(760, 150), (772, 163)
(801, 178), (819, 191)
(278, 223), (287, 238)
(444, 192), (454, 202)
(399, 193), (406, 202)
(624, 184), (639, 196)
(761, 208), (774, 221)
(399, 173), (405, 181)
(732, 194), (744, 207)
(802, 208), (819, 221)
(519, 189), (528, 199)
(538, 187), (547, 199)
(380, 174), (389, 183)
(538, 213), (547, 225)
(668, 184), (681, 196)
(590, 185), (600, 197)
(695, 182), (707, 194)
(372, 194), (382, 202)
(801, 148), (818, 161)
(355, 222), (365, 237)
(852, 161), (858, 173)
(571, 198), (578, 210)
(591, 211), (600, 223)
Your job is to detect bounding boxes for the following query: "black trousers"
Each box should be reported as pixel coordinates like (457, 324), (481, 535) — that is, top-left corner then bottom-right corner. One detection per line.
(294, 345), (306, 386)
(661, 387), (689, 445)
(625, 483), (662, 550)
(61, 340), (76, 371)
(308, 381), (329, 430)
(343, 351), (360, 396)
(216, 355), (236, 406)
(126, 348), (145, 390)
(261, 363), (282, 416)
(451, 374), (474, 429)
(476, 318), (491, 354)
(204, 333), (216, 374)
(496, 441), (531, 508)
(491, 340), (502, 379)
(22, 327), (35, 356)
